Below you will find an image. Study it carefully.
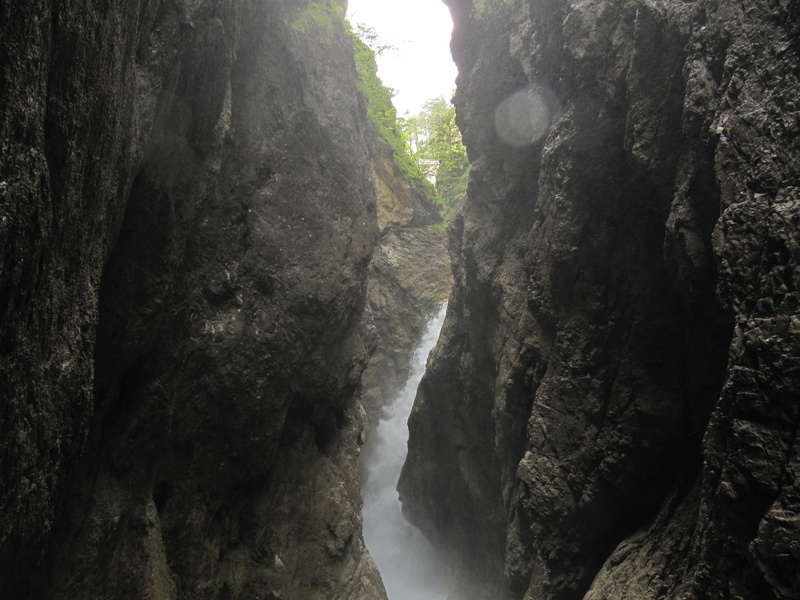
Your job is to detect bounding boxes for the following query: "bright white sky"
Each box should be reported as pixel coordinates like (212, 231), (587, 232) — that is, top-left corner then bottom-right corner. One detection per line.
(347, 0), (457, 117)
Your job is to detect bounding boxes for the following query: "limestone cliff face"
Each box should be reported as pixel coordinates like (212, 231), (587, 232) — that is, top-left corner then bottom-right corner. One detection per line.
(399, 1), (800, 599)
(0, 1), (386, 599)
(373, 142), (442, 231)
(361, 227), (451, 427)
(362, 138), (451, 430)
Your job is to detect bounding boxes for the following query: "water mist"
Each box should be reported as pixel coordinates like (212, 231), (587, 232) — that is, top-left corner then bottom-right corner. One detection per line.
(361, 305), (448, 600)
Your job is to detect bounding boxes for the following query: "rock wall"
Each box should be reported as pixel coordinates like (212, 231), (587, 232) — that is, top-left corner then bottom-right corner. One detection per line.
(399, 1), (800, 599)
(361, 226), (451, 426)
(373, 141), (442, 231)
(362, 131), (451, 441)
(0, 1), (387, 598)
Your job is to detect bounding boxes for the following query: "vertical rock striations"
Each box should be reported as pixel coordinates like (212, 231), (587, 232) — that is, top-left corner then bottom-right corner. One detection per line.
(1, 1), (386, 598)
(399, 1), (800, 599)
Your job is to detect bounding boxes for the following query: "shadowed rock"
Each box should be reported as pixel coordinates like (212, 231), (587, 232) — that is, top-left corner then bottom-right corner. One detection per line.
(0, 1), (386, 598)
(399, 1), (800, 599)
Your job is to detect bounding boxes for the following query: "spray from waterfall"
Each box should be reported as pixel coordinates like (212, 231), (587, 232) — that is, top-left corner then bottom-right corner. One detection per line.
(362, 304), (449, 600)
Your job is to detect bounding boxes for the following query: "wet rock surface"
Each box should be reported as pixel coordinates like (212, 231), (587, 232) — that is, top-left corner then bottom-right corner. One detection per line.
(1, 1), (386, 598)
(360, 127), (452, 427)
(361, 227), (452, 427)
(360, 111), (452, 439)
(399, 1), (800, 599)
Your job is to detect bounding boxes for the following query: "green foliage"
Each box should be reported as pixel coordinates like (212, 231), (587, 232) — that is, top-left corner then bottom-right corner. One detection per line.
(351, 23), (393, 57)
(428, 219), (449, 233)
(348, 23), (429, 184)
(407, 96), (470, 225)
(293, 1), (345, 37)
(347, 25), (468, 229)
(475, 0), (514, 15)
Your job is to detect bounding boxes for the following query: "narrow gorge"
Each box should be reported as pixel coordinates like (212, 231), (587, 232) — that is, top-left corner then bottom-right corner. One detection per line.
(1, 1), (798, 600)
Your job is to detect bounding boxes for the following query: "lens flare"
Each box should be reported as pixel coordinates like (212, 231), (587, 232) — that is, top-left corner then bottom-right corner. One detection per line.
(494, 85), (559, 146)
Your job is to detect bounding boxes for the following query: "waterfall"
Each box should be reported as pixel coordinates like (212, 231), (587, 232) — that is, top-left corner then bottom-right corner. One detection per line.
(362, 304), (448, 600)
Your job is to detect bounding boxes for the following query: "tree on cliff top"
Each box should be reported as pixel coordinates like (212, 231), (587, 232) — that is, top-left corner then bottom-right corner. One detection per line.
(407, 97), (469, 226)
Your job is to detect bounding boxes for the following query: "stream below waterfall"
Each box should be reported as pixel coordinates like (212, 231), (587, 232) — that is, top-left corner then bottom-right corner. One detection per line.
(361, 304), (449, 600)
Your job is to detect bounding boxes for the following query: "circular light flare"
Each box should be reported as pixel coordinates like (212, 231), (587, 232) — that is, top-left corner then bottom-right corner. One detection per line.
(494, 85), (559, 146)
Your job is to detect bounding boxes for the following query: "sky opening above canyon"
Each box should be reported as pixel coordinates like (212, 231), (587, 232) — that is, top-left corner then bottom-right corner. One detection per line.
(347, 0), (457, 117)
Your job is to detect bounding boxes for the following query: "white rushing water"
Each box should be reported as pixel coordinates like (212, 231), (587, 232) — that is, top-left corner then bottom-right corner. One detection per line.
(362, 304), (449, 600)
